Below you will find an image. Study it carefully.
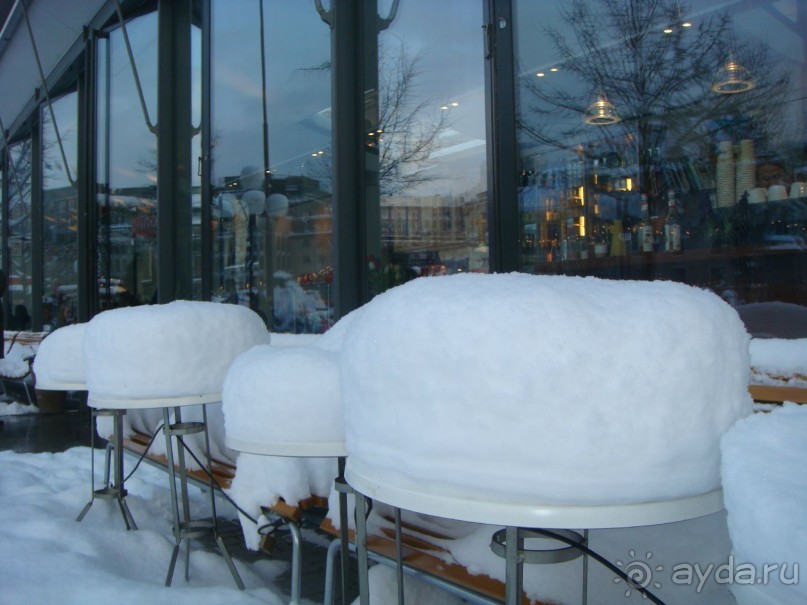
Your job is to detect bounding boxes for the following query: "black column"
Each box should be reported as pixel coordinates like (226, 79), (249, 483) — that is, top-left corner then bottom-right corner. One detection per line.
(484, 0), (520, 273)
(157, 0), (193, 302)
(331, 1), (367, 318)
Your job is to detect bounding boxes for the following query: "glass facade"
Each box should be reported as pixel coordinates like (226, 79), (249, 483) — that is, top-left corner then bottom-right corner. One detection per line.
(0, 0), (804, 336)
(515, 0), (807, 311)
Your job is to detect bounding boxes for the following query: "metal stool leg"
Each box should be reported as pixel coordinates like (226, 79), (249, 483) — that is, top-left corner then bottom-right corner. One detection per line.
(395, 508), (404, 605)
(504, 526), (524, 605)
(200, 405), (244, 590)
(324, 537), (343, 605)
(491, 527), (586, 605)
(162, 405), (244, 590)
(288, 520), (302, 604)
(336, 456), (351, 605)
(76, 408), (136, 530)
(355, 494), (370, 605)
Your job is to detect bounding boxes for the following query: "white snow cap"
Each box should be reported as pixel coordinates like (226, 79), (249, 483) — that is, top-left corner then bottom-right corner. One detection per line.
(749, 338), (807, 385)
(342, 273), (753, 505)
(223, 343), (344, 455)
(84, 301), (270, 400)
(33, 323), (87, 389)
(721, 404), (807, 605)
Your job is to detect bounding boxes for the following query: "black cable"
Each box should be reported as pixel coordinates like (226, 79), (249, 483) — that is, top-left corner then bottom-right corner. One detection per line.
(122, 422), (164, 483)
(119, 423), (294, 536)
(528, 528), (667, 605)
(175, 434), (262, 527)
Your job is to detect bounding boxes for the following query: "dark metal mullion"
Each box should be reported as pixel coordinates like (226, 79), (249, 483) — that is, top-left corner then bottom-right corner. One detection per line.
(331, 1), (366, 318)
(78, 27), (97, 322)
(1, 146), (8, 321)
(101, 34), (112, 315)
(484, 0), (520, 273)
(199, 0), (212, 301)
(157, 1), (193, 302)
(31, 111), (43, 329)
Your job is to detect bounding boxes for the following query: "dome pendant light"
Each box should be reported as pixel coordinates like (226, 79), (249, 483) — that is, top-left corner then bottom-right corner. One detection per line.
(583, 92), (621, 126)
(711, 54), (755, 94)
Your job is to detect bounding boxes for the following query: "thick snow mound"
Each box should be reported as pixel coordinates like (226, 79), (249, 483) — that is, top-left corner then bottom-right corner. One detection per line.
(721, 404), (806, 605)
(34, 323), (87, 388)
(342, 273), (753, 505)
(84, 301), (270, 399)
(223, 344), (343, 453)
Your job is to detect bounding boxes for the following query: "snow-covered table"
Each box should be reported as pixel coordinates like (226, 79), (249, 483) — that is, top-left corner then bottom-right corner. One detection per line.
(34, 323), (138, 530)
(223, 335), (349, 605)
(83, 301), (269, 589)
(340, 273), (753, 605)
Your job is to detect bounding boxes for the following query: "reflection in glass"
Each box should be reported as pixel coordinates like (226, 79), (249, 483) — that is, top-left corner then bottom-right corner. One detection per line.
(191, 11), (203, 300)
(366, 0), (488, 297)
(96, 12), (158, 310)
(209, 1), (333, 333)
(515, 0), (807, 315)
(7, 140), (32, 329)
(42, 92), (79, 329)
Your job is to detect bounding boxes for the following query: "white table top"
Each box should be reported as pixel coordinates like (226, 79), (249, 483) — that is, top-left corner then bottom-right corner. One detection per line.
(34, 380), (87, 391)
(225, 434), (346, 458)
(87, 392), (222, 410)
(345, 457), (724, 529)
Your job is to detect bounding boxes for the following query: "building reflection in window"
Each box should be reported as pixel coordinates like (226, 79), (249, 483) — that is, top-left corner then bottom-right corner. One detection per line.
(42, 92), (79, 330)
(96, 11), (158, 310)
(7, 139), (32, 327)
(209, 0), (333, 333)
(365, 0), (489, 298)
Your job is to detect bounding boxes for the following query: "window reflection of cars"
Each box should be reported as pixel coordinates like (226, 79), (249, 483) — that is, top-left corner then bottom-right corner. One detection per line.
(763, 234), (807, 251)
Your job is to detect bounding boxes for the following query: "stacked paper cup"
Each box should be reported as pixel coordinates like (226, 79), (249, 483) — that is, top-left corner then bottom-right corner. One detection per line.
(735, 139), (756, 202)
(716, 141), (736, 208)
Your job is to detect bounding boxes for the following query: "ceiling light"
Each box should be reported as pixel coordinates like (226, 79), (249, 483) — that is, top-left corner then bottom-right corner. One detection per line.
(583, 92), (621, 126)
(711, 54), (755, 94)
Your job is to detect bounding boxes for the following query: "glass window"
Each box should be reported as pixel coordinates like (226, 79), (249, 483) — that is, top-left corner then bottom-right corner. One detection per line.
(7, 139), (32, 330)
(96, 11), (158, 310)
(515, 0), (807, 333)
(42, 91), (79, 329)
(365, 0), (488, 297)
(209, 0), (333, 333)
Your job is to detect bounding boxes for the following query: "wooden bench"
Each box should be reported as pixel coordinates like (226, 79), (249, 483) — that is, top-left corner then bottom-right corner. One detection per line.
(121, 426), (547, 604)
(319, 515), (547, 605)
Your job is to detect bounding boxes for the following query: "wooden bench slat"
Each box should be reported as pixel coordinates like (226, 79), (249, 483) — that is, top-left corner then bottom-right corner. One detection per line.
(319, 517), (553, 605)
(749, 384), (807, 405)
(122, 433), (236, 489)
